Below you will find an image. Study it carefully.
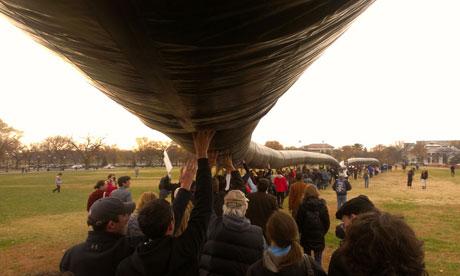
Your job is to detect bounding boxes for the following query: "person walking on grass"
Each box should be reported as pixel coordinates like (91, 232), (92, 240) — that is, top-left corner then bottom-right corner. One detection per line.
(363, 171), (369, 189)
(52, 173), (63, 193)
(332, 174), (351, 210)
(407, 168), (414, 189)
(273, 170), (288, 208)
(451, 165), (456, 177)
(420, 169), (428, 190)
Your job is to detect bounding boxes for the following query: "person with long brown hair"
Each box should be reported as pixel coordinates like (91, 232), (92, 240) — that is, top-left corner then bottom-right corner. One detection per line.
(247, 211), (326, 276)
(295, 184), (330, 267)
(341, 212), (427, 276)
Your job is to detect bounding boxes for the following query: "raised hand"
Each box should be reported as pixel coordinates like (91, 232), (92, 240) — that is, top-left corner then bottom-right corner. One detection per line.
(193, 130), (215, 159)
(224, 154), (235, 172)
(180, 159), (197, 191)
(208, 151), (219, 168)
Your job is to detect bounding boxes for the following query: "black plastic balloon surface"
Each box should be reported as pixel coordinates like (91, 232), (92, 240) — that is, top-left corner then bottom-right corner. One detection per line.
(0, 0), (375, 168)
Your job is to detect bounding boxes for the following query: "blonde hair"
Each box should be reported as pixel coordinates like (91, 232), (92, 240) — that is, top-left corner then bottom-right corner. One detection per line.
(174, 201), (194, 237)
(136, 192), (158, 211)
(303, 184), (319, 199)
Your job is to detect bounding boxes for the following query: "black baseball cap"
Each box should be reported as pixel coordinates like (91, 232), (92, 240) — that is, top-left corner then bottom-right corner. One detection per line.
(336, 195), (376, 220)
(88, 197), (135, 226)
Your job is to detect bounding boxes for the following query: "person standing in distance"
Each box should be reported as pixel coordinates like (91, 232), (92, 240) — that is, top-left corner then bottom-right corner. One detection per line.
(52, 173), (63, 193)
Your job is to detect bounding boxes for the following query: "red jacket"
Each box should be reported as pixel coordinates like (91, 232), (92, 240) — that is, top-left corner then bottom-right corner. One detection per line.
(87, 190), (105, 211)
(106, 182), (117, 196)
(274, 175), (288, 192)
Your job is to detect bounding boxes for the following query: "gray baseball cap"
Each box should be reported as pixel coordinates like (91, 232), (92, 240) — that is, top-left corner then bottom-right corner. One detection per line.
(88, 197), (135, 226)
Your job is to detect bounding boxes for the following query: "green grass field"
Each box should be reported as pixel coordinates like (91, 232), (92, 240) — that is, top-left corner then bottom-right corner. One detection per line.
(1, 167), (460, 275)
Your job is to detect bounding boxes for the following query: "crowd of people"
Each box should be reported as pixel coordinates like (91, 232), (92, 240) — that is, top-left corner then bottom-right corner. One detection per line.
(51, 131), (428, 276)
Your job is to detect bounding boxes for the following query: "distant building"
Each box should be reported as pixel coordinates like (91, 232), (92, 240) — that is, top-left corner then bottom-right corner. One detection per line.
(303, 143), (334, 154)
(403, 140), (460, 165)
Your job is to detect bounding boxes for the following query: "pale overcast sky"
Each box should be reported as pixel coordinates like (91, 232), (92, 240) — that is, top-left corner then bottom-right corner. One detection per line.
(0, 0), (459, 150)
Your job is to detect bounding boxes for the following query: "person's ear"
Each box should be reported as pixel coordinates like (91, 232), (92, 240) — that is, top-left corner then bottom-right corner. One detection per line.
(106, 220), (116, 232)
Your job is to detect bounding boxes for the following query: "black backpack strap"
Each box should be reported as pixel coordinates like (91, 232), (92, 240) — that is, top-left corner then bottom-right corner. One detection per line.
(302, 254), (315, 276)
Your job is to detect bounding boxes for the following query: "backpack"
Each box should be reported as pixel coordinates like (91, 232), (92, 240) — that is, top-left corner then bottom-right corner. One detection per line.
(335, 180), (346, 194)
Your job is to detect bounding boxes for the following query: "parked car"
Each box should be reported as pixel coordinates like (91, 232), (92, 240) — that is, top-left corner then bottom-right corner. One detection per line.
(71, 164), (84, 170)
(103, 164), (115, 169)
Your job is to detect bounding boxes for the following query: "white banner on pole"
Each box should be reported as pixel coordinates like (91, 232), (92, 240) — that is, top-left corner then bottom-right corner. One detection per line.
(163, 150), (173, 177)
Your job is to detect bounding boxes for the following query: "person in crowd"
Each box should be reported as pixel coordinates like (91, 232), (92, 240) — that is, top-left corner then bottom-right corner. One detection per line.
(60, 197), (136, 276)
(111, 176), (133, 203)
(341, 212), (427, 276)
(246, 178), (278, 234)
(52, 172), (63, 193)
(200, 190), (265, 276)
(288, 173), (309, 218)
(127, 191), (158, 237)
(223, 154), (246, 193)
(105, 174), (117, 196)
(328, 195), (378, 276)
(243, 161), (258, 193)
(116, 130), (214, 276)
(363, 170), (369, 189)
(296, 185), (330, 266)
(87, 180), (107, 211)
(320, 169), (331, 190)
(273, 170), (288, 208)
(420, 169), (428, 189)
(451, 165), (456, 177)
(407, 168), (415, 188)
(159, 174), (172, 200)
(247, 211), (326, 276)
(332, 174), (352, 210)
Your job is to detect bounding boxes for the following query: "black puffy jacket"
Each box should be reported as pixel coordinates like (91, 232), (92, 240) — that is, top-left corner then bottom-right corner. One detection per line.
(199, 215), (265, 276)
(295, 197), (330, 251)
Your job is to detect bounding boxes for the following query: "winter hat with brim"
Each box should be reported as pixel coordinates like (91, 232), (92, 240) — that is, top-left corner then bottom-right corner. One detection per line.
(88, 197), (135, 226)
(224, 190), (249, 208)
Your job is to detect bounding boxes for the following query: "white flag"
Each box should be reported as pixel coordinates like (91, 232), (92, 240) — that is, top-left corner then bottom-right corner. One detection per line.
(163, 150), (173, 177)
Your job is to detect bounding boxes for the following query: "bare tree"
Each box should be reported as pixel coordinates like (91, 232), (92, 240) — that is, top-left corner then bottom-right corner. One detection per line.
(410, 142), (427, 163)
(40, 136), (73, 166)
(135, 137), (167, 166)
(70, 136), (105, 169)
(0, 119), (22, 160)
(166, 142), (188, 166)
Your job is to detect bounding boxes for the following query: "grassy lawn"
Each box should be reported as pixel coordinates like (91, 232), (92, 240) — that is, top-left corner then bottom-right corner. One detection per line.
(1, 167), (460, 275)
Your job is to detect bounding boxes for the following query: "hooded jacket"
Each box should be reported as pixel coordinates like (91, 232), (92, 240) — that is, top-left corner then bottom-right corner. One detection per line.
(296, 197), (330, 251)
(246, 191), (278, 233)
(116, 158), (212, 276)
(199, 215), (265, 276)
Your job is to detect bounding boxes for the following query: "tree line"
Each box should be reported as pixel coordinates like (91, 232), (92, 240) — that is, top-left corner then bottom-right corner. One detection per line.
(0, 119), (188, 171)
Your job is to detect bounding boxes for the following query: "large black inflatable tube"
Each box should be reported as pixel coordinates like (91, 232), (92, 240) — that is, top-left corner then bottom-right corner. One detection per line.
(0, 0), (374, 168)
(347, 158), (380, 166)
